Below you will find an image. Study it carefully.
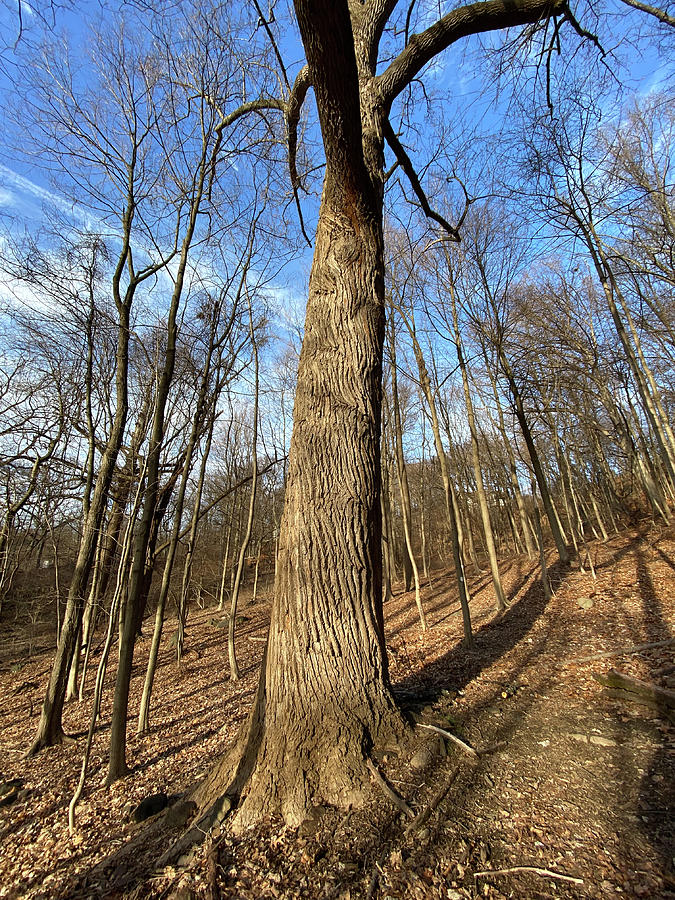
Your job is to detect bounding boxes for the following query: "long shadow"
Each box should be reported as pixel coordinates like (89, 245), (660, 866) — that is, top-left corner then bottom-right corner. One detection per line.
(633, 540), (675, 888)
(392, 556), (571, 706)
(148, 676), (230, 713)
(386, 572), (504, 641)
(506, 563), (538, 603)
(138, 616), (270, 675)
(61, 531), (675, 898)
(61, 555), (572, 900)
(593, 530), (644, 572)
(655, 545), (675, 572)
(136, 724), (223, 772)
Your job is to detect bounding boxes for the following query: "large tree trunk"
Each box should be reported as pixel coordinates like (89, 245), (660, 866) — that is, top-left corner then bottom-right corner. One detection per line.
(237, 184), (404, 827)
(197, 9), (406, 828)
(190, 0), (563, 836)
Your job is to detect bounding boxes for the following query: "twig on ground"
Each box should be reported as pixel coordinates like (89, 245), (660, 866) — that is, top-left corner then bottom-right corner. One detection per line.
(365, 859), (382, 900)
(366, 759), (414, 819)
(405, 763), (463, 836)
(570, 637), (674, 663)
(416, 722), (479, 758)
(405, 763), (470, 835)
(474, 865), (583, 885)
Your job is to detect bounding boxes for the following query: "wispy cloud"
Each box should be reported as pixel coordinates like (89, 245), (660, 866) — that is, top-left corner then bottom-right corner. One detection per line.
(0, 164), (81, 219)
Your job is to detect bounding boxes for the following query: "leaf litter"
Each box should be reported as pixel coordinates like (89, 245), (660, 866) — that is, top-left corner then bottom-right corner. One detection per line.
(0, 525), (673, 898)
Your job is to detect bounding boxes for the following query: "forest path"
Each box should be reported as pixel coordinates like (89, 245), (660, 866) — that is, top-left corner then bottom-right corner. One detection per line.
(0, 526), (673, 898)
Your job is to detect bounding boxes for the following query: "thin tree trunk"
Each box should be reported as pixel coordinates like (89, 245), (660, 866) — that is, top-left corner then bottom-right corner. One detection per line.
(107, 148), (208, 783)
(69, 469), (145, 831)
(380, 452), (395, 602)
(229, 303), (261, 680)
(252, 543), (261, 604)
(409, 339), (472, 645)
(387, 319), (426, 630)
(28, 301), (132, 756)
(483, 361), (536, 558)
(217, 507), (233, 612)
(177, 415), (218, 667)
(449, 285), (507, 612)
(531, 480), (552, 602)
(498, 348), (569, 564)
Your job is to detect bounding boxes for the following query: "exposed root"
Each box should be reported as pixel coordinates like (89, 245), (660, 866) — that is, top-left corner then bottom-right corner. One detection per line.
(25, 729), (75, 759)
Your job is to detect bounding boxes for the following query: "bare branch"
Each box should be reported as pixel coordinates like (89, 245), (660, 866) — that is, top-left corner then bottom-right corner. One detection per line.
(618, 0), (675, 27)
(383, 118), (461, 239)
(377, 0), (566, 106)
(252, 0), (291, 89)
(561, 2), (607, 55)
(286, 65), (313, 246)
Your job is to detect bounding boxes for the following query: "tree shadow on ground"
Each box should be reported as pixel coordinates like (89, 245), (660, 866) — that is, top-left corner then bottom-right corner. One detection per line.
(64, 531), (675, 898)
(64, 556), (570, 899)
(392, 556), (570, 705)
(633, 540), (675, 889)
(385, 560), (537, 641)
(593, 530), (643, 572)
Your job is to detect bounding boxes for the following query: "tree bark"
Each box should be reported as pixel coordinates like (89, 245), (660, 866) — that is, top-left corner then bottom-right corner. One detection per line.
(228, 304), (261, 680)
(190, 0), (565, 832)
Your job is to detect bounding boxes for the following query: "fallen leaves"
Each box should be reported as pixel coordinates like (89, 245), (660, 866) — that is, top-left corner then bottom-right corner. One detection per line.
(0, 527), (673, 898)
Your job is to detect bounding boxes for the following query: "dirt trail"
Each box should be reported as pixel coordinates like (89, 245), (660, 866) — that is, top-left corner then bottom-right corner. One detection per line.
(0, 527), (673, 898)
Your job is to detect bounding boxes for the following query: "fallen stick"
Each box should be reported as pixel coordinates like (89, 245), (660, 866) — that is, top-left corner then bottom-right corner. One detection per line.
(416, 723), (479, 759)
(366, 759), (414, 820)
(570, 637), (674, 664)
(474, 865), (583, 885)
(404, 763), (463, 836)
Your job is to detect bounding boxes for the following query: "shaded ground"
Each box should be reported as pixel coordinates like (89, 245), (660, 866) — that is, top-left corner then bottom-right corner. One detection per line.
(0, 525), (673, 899)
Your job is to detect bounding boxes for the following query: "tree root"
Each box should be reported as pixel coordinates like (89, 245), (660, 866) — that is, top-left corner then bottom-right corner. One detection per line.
(416, 722), (479, 758)
(404, 760), (468, 836)
(366, 759), (414, 819)
(157, 793), (233, 869)
(25, 730), (75, 759)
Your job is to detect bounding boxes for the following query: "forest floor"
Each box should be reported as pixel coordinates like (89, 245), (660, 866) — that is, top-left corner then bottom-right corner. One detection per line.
(0, 524), (673, 899)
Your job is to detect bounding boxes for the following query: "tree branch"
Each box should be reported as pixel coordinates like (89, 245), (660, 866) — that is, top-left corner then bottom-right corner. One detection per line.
(561, 2), (606, 55)
(383, 119), (461, 239)
(618, 0), (675, 27)
(360, 0), (401, 72)
(286, 65), (313, 246)
(155, 455), (286, 555)
(376, 0), (566, 106)
(252, 0), (291, 89)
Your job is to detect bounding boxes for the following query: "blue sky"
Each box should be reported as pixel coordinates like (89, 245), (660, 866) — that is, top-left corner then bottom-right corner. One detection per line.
(0, 0), (672, 319)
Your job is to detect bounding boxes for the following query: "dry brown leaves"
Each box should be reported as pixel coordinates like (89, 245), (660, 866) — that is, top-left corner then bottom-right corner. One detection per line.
(0, 525), (673, 899)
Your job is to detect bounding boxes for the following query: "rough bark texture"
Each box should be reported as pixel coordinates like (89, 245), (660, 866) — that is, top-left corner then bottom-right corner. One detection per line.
(194, 0), (564, 831)
(233, 159), (404, 828)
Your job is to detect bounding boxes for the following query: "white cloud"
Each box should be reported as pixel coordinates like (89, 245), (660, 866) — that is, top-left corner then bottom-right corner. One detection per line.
(0, 164), (78, 218)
